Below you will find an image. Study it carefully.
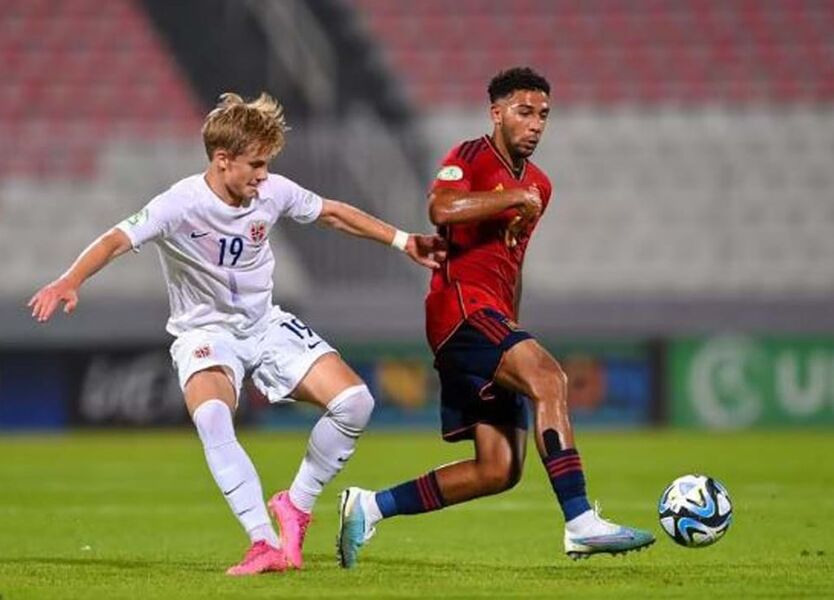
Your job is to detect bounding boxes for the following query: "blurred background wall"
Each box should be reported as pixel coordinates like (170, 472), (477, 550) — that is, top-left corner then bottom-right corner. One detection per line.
(1, 0), (832, 431)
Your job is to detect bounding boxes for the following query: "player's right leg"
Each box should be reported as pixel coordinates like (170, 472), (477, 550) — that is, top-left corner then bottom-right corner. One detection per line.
(172, 332), (286, 575)
(338, 308), (532, 568)
(249, 311), (376, 568)
(494, 338), (654, 559)
(338, 422), (526, 568)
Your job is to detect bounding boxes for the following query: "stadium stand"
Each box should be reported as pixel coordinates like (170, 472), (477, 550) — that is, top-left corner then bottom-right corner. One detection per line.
(2, 0), (832, 343)
(0, 0), (209, 302)
(0, 0), (202, 179)
(351, 0), (834, 106)
(351, 0), (834, 298)
(0, 0), (429, 345)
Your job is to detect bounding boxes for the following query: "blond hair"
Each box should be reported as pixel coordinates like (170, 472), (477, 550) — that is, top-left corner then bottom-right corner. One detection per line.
(201, 92), (288, 159)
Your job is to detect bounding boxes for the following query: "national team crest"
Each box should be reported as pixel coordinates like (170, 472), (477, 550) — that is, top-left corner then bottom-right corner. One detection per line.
(193, 345), (212, 359)
(249, 220), (268, 244)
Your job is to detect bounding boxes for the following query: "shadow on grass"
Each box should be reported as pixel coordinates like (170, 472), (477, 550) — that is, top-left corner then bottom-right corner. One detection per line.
(333, 555), (666, 577)
(0, 557), (217, 573)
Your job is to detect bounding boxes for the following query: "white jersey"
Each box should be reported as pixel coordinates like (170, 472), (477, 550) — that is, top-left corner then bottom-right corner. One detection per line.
(116, 173), (322, 338)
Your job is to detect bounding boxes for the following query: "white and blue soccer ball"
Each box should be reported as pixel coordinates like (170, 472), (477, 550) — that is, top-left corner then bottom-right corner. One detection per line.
(658, 474), (733, 548)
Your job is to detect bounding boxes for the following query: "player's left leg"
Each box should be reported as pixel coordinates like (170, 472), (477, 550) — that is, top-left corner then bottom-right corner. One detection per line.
(495, 339), (654, 558)
(251, 313), (375, 568)
(271, 354), (373, 568)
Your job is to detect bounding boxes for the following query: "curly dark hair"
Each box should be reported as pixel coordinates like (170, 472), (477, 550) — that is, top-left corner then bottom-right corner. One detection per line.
(488, 67), (550, 102)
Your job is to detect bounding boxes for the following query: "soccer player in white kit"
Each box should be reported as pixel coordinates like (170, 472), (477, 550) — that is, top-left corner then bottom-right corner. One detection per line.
(28, 93), (446, 576)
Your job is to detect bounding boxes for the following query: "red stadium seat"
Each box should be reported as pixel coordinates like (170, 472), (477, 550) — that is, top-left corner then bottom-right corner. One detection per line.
(0, 0), (201, 180)
(346, 0), (834, 108)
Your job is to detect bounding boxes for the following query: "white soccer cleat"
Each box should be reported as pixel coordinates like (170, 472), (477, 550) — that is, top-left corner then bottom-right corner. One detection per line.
(337, 487), (377, 568)
(564, 503), (655, 559)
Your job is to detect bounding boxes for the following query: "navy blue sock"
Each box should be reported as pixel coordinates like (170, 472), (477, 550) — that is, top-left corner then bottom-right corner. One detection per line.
(374, 471), (445, 518)
(543, 448), (592, 521)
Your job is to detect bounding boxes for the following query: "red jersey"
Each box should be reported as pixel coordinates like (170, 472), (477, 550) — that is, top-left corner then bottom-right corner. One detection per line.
(425, 135), (552, 352)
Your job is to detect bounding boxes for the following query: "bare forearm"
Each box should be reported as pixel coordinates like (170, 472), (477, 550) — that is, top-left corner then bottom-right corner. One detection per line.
(429, 189), (519, 226)
(29, 227), (132, 322)
(62, 228), (132, 287)
(317, 199), (397, 245)
(315, 199), (447, 269)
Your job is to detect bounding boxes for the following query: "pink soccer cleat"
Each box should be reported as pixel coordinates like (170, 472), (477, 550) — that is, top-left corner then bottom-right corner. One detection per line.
(268, 490), (311, 569)
(225, 540), (288, 576)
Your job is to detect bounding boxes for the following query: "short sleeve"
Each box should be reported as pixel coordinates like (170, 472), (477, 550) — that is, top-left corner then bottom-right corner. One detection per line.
(115, 190), (186, 250)
(430, 144), (474, 193)
(263, 174), (323, 224)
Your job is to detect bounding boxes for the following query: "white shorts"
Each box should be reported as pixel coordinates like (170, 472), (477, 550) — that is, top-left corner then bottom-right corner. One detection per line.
(169, 307), (337, 405)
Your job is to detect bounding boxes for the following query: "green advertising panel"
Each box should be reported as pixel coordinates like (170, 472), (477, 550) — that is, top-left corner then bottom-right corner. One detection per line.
(670, 336), (834, 428)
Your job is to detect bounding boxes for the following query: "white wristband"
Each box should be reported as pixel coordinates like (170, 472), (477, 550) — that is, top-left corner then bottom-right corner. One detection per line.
(391, 229), (409, 252)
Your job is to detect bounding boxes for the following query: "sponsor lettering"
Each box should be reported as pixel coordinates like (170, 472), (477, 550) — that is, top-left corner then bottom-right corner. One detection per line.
(78, 352), (185, 425)
(673, 336), (834, 428)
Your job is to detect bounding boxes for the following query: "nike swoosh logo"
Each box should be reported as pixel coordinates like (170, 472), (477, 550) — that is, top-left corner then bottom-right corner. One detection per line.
(307, 341), (323, 350)
(190, 231), (210, 239)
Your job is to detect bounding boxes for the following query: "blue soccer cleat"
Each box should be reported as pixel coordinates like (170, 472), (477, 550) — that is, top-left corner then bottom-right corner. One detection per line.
(337, 487), (376, 568)
(564, 503), (655, 560)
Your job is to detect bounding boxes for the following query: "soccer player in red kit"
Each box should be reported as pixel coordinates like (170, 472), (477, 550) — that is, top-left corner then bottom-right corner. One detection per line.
(338, 67), (654, 566)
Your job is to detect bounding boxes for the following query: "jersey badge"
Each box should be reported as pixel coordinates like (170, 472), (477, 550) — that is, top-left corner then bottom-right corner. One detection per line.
(249, 220), (268, 244)
(436, 165), (463, 181)
(124, 208), (148, 227)
(193, 345), (212, 359)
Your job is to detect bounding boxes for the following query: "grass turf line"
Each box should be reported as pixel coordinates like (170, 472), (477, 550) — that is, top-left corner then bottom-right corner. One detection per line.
(0, 430), (831, 598)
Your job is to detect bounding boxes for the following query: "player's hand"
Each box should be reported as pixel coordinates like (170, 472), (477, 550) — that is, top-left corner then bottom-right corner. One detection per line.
(505, 214), (526, 248)
(27, 277), (79, 323)
(515, 185), (542, 221)
(405, 234), (448, 269)
(505, 186), (541, 247)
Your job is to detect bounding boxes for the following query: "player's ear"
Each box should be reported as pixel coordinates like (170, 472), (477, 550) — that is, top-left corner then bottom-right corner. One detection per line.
(489, 103), (502, 127)
(213, 148), (231, 170)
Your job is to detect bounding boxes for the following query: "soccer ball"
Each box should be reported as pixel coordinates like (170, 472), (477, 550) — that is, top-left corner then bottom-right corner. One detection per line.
(658, 474), (732, 548)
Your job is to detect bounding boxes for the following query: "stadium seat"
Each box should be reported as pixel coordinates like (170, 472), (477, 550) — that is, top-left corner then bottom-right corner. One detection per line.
(0, 0), (202, 180)
(350, 0), (834, 107)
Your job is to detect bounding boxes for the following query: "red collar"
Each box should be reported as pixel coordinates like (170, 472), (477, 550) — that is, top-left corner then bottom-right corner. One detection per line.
(485, 135), (527, 181)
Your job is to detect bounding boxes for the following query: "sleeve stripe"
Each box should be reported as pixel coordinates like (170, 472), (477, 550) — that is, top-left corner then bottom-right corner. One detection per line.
(455, 140), (475, 160)
(460, 139), (486, 164)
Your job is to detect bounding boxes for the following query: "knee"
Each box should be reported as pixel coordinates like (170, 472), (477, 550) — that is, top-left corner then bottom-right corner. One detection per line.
(526, 362), (568, 404)
(327, 384), (375, 431)
(192, 399), (236, 448)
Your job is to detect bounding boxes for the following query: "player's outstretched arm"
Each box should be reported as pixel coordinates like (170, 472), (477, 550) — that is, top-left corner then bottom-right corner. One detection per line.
(428, 186), (542, 226)
(317, 199), (446, 269)
(28, 227), (133, 322)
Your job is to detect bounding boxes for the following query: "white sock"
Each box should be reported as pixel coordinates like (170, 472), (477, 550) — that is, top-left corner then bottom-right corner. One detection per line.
(566, 505), (619, 536)
(288, 385), (374, 513)
(193, 399), (279, 548)
(565, 509), (596, 534)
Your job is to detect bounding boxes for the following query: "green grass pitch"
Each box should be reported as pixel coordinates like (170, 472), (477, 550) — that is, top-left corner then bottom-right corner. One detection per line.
(1, 429), (831, 598)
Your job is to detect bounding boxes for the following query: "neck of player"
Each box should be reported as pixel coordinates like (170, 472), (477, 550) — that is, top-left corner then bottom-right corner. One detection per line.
(491, 131), (525, 173)
(204, 169), (249, 208)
